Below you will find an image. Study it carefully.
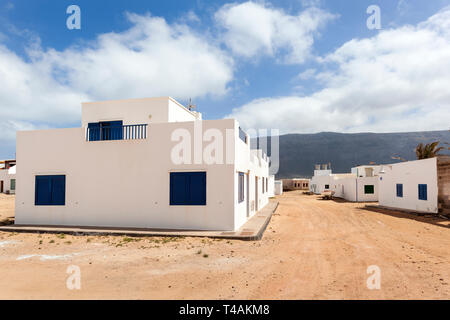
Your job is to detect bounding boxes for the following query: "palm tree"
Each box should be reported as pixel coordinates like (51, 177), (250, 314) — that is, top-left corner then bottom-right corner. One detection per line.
(415, 141), (444, 159)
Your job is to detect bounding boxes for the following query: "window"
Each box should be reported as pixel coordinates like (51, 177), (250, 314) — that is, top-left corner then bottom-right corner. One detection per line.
(364, 185), (375, 194)
(88, 121), (123, 141)
(325, 184), (330, 189)
(10, 179), (16, 191)
(418, 184), (427, 201)
(396, 184), (403, 197)
(238, 172), (245, 203)
(170, 172), (206, 205)
(266, 178), (268, 192)
(261, 177), (265, 193)
(35, 175), (66, 206)
(239, 127), (247, 144)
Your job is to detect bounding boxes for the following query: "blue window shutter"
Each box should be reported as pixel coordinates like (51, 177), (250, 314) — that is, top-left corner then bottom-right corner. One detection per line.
(170, 173), (188, 205)
(35, 176), (52, 205)
(189, 172), (206, 205)
(418, 184), (427, 200)
(88, 123), (100, 141)
(170, 172), (206, 205)
(396, 184), (403, 197)
(51, 175), (66, 205)
(110, 121), (123, 140)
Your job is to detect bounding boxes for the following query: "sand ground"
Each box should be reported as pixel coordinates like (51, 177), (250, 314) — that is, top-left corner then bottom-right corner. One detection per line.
(0, 191), (449, 299)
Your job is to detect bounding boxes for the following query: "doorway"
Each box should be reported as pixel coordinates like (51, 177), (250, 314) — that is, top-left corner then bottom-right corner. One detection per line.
(0, 180), (3, 193)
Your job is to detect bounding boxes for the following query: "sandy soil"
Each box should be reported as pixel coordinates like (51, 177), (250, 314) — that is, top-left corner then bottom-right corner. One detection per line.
(0, 194), (14, 222)
(0, 191), (449, 299)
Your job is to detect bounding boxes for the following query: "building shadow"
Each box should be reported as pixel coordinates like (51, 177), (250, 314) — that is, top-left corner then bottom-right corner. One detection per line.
(360, 206), (450, 230)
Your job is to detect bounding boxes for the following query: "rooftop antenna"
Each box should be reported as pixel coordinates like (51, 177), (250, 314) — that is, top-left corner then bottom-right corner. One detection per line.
(188, 98), (196, 111)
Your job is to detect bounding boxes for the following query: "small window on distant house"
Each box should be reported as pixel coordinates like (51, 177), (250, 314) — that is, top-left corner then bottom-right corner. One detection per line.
(35, 175), (66, 206)
(418, 184), (427, 201)
(396, 184), (403, 197)
(238, 172), (245, 203)
(170, 172), (206, 205)
(10, 179), (16, 191)
(364, 185), (375, 194)
(266, 178), (268, 192)
(325, 184), (330, 189)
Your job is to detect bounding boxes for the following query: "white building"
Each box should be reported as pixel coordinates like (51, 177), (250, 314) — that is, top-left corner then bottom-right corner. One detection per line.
(15, 97), (270, 231)
(0, 160), (16, 194)
(378, 157), (450, 215)
(310, 164), (381, 202)
(274, 180), (283, 196)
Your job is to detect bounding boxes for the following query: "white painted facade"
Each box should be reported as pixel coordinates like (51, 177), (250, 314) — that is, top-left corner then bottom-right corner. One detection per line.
(378, 158), (438, 213)
(268, 175), (275, 197)
(310, 166), (380, 202)
(15, 97), (269, 231)
(274, 180), (283, 195)
(0, 166), (16, 194)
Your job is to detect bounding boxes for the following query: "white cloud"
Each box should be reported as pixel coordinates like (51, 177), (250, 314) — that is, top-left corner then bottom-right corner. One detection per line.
(228, 7), (450, 133)
(215, 1), (336, 64)
(0, 13), (234, 147)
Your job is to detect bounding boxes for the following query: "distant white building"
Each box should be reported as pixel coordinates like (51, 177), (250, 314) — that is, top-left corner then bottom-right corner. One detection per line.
(274, 180), (283, 196)
(378, 157), (450, 215)
(0, 160), (16, 194)
(15, 97), (270, 231)
(310, 164), (381, 202)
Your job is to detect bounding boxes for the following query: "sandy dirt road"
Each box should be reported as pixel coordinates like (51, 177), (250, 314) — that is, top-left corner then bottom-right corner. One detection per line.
(0, 191), (449, 299)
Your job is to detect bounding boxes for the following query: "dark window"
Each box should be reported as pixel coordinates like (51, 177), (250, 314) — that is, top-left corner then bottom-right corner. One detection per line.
(325, 184), (330, 189)
(239, 127), (247, 144)
(238, 172), (245, 203)
(35, 175), (66, 206)
(88, 121), (123, 141)
(396, 184), (403, 197)
(418, 184), (427, 201)
(364, 185), (375, 194)
(10, 179), (16, 191)
(170, 172), (206, 205)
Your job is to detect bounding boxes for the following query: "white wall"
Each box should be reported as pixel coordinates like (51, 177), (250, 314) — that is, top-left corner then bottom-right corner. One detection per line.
(274, 181), (283, 195)
(16, 119), (239, 230)
(233, 124), (270, 230)
(81, 97), (199, 126)
(310, 174), (333, 194)
(378, 158), (438, 213)
(268, 175), (275, 197)
(0, 169), (16, 194)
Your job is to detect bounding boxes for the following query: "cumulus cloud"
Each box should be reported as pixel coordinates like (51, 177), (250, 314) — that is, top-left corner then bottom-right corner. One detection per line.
(215, 1), (336, 64)
(0, 12), (234, 147)
(228, 7), (450, 133)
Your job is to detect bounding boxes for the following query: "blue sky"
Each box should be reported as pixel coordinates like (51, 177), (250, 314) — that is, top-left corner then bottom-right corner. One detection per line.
(1, 0), (450, 158)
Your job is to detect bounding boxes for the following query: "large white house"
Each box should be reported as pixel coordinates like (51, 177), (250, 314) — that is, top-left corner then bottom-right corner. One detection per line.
(378, 157), (450, 215)
(15, 97), (271, 231)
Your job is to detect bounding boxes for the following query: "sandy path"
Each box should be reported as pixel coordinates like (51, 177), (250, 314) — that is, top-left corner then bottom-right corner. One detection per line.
(0, 191), (449, 299)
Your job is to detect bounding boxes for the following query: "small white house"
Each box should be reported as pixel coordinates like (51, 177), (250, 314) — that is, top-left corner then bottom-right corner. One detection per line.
(310, 164), (380, 202)
(378, 157), (450, 214)
(0, 160), (16, 194)
(15, 97), (271, 231)
(267, 175), (275, 197)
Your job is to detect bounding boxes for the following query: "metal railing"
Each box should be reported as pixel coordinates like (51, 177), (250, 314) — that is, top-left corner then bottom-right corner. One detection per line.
(86, 124), (148, 141)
